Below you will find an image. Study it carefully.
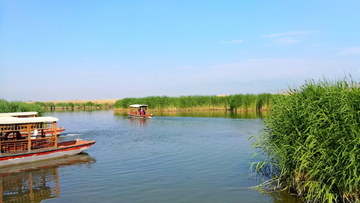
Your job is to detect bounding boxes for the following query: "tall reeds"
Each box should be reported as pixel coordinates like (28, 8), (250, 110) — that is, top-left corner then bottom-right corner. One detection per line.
(250, 78), (360, 203)
(114, 93), (279, 111)
(0, 99), (44, 116)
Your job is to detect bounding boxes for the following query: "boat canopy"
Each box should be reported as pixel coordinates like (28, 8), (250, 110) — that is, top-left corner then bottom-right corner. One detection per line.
(0, 112), (38, 117)
(129, 104), (148, 108)
(0, 117), (58, 125)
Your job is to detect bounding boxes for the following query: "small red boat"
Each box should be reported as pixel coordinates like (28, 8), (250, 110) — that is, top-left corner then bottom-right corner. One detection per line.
(127, 104), (153, 118)
(0, 116), (95, 167)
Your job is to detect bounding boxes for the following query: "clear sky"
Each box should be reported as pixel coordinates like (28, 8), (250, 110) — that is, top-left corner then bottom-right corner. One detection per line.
(1, 0), (359, 101)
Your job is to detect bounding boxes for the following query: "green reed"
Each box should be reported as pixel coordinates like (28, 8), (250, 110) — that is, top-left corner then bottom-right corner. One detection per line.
(114, 94), (279, 111)
(0, 99), (44, 116)
(250, 78), (360, 203)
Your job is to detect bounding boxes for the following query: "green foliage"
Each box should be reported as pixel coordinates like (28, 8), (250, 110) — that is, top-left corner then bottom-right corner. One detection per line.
(55, 102), (68, 107)
(84, 101), (94, 107)
(114, 94), (279, 111)
(251, 78), (360, 202)
(46, 102), (55, 108)
(0, 99), (45, 116)
(34, 102), (46, 107)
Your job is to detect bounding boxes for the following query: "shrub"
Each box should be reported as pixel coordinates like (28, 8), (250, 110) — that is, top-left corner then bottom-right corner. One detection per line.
(251, 78), (360, 203)
(0, 99), (45, 116)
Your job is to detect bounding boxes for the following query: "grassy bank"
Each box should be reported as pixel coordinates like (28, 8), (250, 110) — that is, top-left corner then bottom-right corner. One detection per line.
(114, 93), (279, 112)
(250, 78), (360, 202)
(0, 99), (45, 116)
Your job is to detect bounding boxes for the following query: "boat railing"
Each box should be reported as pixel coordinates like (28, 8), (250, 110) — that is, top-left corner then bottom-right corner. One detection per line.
(1, 140), (28, 153)
(130, 111), (140, 115)
(1, 137), (55, 153)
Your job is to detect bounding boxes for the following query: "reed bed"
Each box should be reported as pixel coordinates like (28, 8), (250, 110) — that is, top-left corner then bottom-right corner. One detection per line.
(114, 93), (278, 111)
(250, 78), (360, 203)
(0, 99), (45, 116)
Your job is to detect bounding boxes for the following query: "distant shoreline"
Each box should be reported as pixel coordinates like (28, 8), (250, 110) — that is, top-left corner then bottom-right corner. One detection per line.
(27, 99), (119, 105)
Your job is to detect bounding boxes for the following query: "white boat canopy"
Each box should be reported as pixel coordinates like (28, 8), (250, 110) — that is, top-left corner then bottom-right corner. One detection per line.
(0, 112), (38, 117)
(129, 104), (148, 108)
(0, 117), (58, 125)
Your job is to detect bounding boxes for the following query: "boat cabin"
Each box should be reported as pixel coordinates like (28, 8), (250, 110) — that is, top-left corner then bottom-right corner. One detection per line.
(0, 116), (59, 154)
(0, 112), (66, 136)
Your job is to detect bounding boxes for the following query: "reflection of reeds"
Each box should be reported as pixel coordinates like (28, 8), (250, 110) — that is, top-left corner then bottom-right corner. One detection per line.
(250, 77), (360, 203)
(114, 93), (280, 112)
(0, 100), (45, 115)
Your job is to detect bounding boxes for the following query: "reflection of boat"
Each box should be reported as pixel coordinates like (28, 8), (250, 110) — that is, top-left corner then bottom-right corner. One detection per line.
(0, 112), (66, 136)
(0, 153), (96, 176)
(127, 104), (153, 118)
(0, 116), (95, 167)
(130, 118), (149, 127)
(0, 154), (96, 203)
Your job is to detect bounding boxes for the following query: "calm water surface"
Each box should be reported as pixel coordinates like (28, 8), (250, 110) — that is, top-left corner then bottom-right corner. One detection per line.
(0, 110), (302, 203)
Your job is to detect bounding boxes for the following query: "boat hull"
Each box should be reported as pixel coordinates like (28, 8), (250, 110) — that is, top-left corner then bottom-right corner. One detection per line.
(127, 113), (153, 118)
(0, 141), (95, 167)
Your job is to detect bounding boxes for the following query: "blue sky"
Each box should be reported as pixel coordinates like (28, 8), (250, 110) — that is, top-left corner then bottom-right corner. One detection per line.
(1, 0), (359, 101)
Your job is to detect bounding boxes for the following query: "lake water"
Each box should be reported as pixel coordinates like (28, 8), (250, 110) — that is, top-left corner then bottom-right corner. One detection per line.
(0, 110), (302, 203)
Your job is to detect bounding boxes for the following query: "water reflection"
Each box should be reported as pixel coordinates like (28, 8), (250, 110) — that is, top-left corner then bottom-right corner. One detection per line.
(115, 110), (270, 119)
(0, 154), (96, 203)
(265, 191), (303, 203)
(129, 118), (149, 127)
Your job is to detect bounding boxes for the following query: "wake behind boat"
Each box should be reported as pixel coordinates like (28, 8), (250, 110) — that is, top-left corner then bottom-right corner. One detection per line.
(127, 104), (153, 118)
